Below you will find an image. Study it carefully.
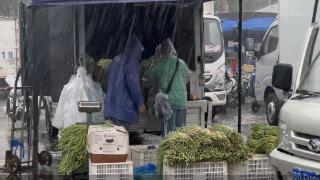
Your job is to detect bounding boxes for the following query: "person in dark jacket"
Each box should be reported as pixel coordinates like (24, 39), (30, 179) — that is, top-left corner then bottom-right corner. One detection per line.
(104, 35), (146, 126)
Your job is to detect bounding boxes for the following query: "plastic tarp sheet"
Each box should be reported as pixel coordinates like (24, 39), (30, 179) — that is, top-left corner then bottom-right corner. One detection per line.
(20, 1), (199, 102)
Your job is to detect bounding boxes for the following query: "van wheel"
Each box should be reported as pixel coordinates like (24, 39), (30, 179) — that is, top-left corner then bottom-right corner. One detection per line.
(266, 93), (280, 126)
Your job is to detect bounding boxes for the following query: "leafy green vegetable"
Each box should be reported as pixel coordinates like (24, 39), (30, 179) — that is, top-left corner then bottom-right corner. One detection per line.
(157, 125), (252, 172)
(97, 59), (112, 70)
(58, 124), (88, 175)
(248, 124), (279, 154)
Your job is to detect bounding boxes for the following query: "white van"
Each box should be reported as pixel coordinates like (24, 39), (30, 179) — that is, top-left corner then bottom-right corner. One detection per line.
(254, 0), (316, 126)
(253, 20), (279, 125)
(269, 0), (320, 178)
(203, 15), (226, 116)
(270, 17), (320, 180)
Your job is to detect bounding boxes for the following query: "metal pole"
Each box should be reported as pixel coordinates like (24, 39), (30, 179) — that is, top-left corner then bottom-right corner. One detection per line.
(32, 89), (39, 173)
(87, 113), (92, 130)
(238, 0), (243, 133)
(73, 5), (77, 73)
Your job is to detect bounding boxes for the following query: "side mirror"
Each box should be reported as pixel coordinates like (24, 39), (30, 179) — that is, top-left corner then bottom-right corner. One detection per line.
(245, 38), (255, 58)
(272, 63), (293, 92)
(245, 38), (255, 51)
(254, 43), (262, 58)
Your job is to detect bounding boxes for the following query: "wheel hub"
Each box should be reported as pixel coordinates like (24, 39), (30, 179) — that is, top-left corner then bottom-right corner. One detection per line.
(267, 101), (276, 120)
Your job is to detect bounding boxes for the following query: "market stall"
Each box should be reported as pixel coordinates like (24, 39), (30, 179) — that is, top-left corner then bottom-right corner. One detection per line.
(17, 0), (213, 174)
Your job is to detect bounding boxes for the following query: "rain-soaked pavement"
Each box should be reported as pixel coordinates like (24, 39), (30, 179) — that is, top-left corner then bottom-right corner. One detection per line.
(0, 95), (268, 178)
(0, 96), (60, 179)
(214, 96), (268, 135)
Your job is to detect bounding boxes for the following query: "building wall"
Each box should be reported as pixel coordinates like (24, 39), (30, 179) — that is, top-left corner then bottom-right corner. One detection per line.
(0, 17), (18, 77)
(203, 1), (215, 15)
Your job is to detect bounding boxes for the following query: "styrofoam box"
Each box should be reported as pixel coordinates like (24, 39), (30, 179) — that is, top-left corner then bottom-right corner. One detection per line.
(89, 159), (133, 180)
(163, 162), (228, 180)
(228, 154), (278, 180)
(129, 145), (157, 167)
(87, 125), (129, 155)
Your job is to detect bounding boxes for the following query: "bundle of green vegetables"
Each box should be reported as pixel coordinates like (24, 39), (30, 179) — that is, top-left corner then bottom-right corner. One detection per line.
(157, 125), (252, 171)
(140, 56), (160, 79)
(97, 59), (112, 70)
(247, 124), (279, 154)
(58, 124), (88, 175)
(95, 59), (112, 91)
(210, 125), (252, 164)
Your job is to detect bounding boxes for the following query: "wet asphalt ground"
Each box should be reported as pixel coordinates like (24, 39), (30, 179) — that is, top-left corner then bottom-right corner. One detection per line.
(214, 96), (268, 135)
(0, 95), (60, 179)
(0, 95), (268, 177)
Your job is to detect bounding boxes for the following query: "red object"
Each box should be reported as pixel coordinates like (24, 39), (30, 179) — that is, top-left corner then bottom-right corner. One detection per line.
(90, 154), (128, 163)
(231, 58), (237, 76)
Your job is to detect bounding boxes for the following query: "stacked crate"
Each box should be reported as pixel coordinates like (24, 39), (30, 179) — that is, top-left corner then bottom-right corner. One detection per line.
(228, 154), (277, 180)
(163, 162), (228, 180)
(89, 160), (133, 180)
(129, 145), (157, 167)
(87, 125), (133, 180)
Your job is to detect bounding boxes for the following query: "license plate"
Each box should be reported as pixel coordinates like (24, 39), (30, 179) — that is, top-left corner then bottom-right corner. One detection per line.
(293, 168), (320, 180)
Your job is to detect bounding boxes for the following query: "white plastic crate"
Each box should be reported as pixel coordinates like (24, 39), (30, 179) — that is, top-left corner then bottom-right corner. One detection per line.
(228, 154), (278, 180)
(186, 100), (208, 128)
(89, 159), (133, 180)
(129, 145), (157, 167)
(163, 162), (228, 180)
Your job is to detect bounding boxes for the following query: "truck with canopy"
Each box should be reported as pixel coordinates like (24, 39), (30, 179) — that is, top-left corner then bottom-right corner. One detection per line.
(14, 0), (214, 171)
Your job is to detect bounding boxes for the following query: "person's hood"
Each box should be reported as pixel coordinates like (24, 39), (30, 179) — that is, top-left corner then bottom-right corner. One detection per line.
(159, 38), (177, 59)
(123, 35), (144, 64)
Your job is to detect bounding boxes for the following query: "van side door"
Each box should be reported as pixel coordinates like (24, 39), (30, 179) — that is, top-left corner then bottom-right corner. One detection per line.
(255, 25), (279, 101)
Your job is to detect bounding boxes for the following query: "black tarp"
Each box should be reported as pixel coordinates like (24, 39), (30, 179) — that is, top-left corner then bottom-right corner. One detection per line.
(20, 1), (200, 101)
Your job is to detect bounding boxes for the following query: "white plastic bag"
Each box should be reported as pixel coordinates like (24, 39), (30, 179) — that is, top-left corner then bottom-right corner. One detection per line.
(5, 74), (21, 87)
(52, 66), (104, 129)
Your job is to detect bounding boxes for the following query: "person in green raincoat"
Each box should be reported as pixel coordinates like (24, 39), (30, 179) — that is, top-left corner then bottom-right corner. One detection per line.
(149, 39), (189, 135)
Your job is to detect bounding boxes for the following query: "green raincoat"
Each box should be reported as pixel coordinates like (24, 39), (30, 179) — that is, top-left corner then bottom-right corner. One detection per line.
(150, 57), (188, 108)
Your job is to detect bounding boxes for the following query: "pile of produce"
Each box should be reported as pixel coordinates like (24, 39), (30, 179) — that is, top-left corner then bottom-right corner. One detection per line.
(157, 125), (252, 170)
(58, 124), (88, 175)
(247, 124), (279, 154)
(140, 56), (160, 79)
(95, 59), (112, 91)
(210, 125), (252, 163)
(97, 59), (112, 70)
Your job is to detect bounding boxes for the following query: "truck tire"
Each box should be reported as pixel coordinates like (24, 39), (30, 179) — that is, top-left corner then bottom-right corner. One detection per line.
(266, 92), (280, 126)
(241, 91), (246, 104)
(212, 106), (217, 121)
(241, 86), (246, 104)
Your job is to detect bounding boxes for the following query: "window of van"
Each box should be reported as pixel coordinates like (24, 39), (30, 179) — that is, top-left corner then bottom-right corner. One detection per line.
(204, 18), (223, 63)
(261, 25), (278, 56)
